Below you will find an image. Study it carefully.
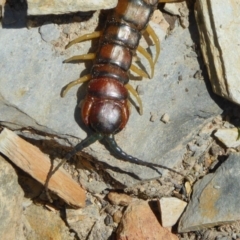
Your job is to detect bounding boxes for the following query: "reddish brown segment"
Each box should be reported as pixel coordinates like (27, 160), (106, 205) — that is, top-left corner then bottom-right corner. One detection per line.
(81, 0), (159, 135)
(81, 78), (129, 134)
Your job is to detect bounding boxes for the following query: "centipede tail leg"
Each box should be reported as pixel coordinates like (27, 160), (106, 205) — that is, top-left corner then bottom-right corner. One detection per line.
(65, 133), (104, 160)
(103, 135), (163, 175)
(44, 133), (104, 201)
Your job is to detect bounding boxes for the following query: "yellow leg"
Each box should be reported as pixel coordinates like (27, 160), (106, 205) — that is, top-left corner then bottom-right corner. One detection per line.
(125, 83), (143, 115)
(145, 25), (160, 65)
(137, 45), (155, 79)
(65, 31), (101, 49)
(63, 53), (96, 63)
(130, 64), (149, 79)
(61, 74), (91, 97)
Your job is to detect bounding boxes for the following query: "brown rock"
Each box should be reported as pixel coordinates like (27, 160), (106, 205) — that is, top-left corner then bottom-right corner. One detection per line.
(113, 210), (123, 224)
(116, 200), (178, 240)
(108, 192), (133, 206)
(0, 128), (85, 208)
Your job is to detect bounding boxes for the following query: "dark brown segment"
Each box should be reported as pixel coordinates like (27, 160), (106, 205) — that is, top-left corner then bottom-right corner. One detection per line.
(91, 64), (129, 85)
(87, 78), (129, 100)
(114, 0), (155, 31)
(96, 44), (132, 71)
(103, 23), (141, 50)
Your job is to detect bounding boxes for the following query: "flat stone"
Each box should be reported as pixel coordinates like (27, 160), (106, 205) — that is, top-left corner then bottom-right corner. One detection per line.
(0, 156), (25, 240)
(195, 0), (240, 105)
(158, 197), (187, 228)
(178, 153), (240, 232)
(214, 128), (240, 148)
(66, 202), (100, 239)
(2, 0), (117, 16)
(0, 8), (223, 186)
(116, 200), (178, 240)
(24, 204), (74, 240)
(108, 192), (133, 206)
(87, 215), (113, 240)
(39, 23), (60, 42)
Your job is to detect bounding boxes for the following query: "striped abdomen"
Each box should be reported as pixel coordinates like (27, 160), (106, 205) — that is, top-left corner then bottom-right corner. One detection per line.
(82, 0), (159, 134)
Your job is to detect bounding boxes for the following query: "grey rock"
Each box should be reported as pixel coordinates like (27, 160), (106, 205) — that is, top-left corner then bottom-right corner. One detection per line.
(0, 11), (223, 186)
(2, 0), (117, 16)
(0, 156), (25, 240)
(195, 0), (240, 105)
(87, 215), (113, 240)
(27, 0), (117, 15)
(179, 153), (240, 232)
(214, 128), (240, 148)
(66, 202), (100, 239)
(39, 23), (60, 42)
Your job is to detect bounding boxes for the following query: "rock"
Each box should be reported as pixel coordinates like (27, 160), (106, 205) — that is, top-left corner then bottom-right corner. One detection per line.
(113, 210), (123, 224)
(0, 156), (25, 240)
(160, 113), (170, 123)
(164, 3), (181, 16)
(0, 128), (86, 208)
(66, 201), (100, 239)
(178, 153), (240, 232)
(2, 0), (117, 16)
(195, 0), (240, 105)
(39, 24), (60, 42)
(0, 5), (223, 186)
(116, 200), (178, 240)
(151, 9), (170, 34)
(24, 204), (74, 240)
(87, 215), (113, 240)
(108, 192), (133, 206)
(214, 128), (240, 148)
(0, 0), (6, 18)
(164, 1), (189, 28)
(158, 197), (187, 228)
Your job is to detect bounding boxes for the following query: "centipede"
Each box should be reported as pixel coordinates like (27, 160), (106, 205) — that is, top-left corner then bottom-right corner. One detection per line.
(60, 0), (185, 174)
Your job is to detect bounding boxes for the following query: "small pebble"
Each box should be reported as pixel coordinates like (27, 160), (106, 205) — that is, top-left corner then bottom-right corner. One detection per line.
(113, 210), (122, 224)
(104, 214), (113, 226)
(150, 112), (158, 122)
(193, 163), (202, 172)
(193, 70), (202, 79)
(160, 113), (170, 123)
(178, 75), (183, 81)
(39, 23), (60, 42)
(136, 85), (144, 95)
(108, 192), (133, 206)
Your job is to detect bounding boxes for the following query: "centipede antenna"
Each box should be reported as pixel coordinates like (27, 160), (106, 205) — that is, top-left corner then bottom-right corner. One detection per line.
(44, 133), (103, 202)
